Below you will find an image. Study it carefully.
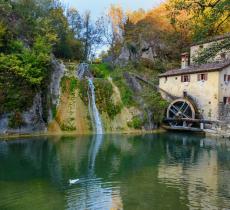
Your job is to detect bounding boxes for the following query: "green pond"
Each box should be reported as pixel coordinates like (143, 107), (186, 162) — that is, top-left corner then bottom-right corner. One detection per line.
(0, 133), (230, 210)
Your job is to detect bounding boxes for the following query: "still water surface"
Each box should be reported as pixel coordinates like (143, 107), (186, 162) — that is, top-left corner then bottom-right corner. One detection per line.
(0, 133), (230, 210)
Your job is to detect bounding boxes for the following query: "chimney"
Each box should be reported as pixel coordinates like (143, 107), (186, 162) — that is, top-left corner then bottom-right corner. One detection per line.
(181, 52), (189, 69)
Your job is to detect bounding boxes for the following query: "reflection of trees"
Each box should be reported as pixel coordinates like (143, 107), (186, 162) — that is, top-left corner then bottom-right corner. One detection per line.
(93, 134), (166, 181)
(0, 138), (60, 183)
(0, 137), (65, 210)
(1, 133), (230, 209)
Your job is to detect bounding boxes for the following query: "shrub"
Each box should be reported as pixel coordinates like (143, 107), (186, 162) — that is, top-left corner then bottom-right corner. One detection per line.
(78, 79), (89, 104)
(60, 76), (78, 95)
(111, 67), (135, 107)
(60, 122), (76, 131)
(127, 116), (143, 129)
(69, 77), (78, 95)
(114, 79), (134, 107)
(107, 102), (122, 120)
(60, 76), (68, 92)
(141, 90), (169, 124)
(90, 63), (112, 78)
(51, 104), (57, 119)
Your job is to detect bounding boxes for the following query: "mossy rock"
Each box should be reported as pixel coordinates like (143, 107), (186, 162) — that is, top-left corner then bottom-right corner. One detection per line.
(8, 112), (25, 128)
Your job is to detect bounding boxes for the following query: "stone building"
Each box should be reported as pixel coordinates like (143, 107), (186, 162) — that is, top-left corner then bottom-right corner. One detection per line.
(159, 34), (230, 122)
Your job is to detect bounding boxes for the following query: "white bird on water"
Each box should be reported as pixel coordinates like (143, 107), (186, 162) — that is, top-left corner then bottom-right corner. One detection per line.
(69, 179), (79, 185)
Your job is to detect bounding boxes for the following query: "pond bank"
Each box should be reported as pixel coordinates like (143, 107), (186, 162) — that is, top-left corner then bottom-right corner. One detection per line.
(2, 127), (230, 140)
(0, 129), (166, 140)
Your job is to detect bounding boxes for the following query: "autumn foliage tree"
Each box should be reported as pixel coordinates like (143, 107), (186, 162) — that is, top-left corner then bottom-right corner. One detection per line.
(166, 0), (230, 41)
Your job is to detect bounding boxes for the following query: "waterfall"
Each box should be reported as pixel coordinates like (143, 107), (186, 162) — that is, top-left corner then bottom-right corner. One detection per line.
(77, 63), (92, 79)
(76, 63), (103, 134)
(88, 78), (103, 134)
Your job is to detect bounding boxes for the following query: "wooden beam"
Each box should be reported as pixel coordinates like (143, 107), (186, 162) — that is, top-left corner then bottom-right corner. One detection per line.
(164, 118), (217, 124)
(162, 125), (205, 133)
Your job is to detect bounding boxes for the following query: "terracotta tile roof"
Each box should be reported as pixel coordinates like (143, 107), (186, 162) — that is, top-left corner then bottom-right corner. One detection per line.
(159, 59), (230, 77)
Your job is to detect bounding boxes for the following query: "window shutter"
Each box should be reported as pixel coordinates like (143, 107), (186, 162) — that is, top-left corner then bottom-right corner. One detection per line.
(181, 76), (183, 82)
(198, 74), (200, 81)
(228, 75), (230, 82)
(188, 75), (190, 82)
(205, 74), (208, 81)
(224, 74), (227, 81)
(228, 97), (230, 104)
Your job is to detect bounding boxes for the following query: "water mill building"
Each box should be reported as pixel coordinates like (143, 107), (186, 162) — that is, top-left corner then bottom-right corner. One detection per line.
(159, 34), (230, 128)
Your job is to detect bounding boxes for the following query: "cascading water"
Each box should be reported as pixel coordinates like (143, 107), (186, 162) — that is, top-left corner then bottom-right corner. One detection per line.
(76, 63), (91, 80)
(88, 78), (103, 134)
(76, 63), (103, 134)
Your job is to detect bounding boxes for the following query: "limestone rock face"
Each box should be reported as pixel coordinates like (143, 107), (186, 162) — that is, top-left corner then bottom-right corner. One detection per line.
(48, 77), (91, 134)
(117, 40), (160, 64)
(0, 57), (66, 135)
(50, 58), (65, 108)
(0, 115), (8, 134)
(118, 47), (130, 63)
(48, 57), (66, 122)
(123, 72), (142, 92)
(140, 40), (157, 61)
(116, 37), (169, 65)
(0, 93), (46, 134)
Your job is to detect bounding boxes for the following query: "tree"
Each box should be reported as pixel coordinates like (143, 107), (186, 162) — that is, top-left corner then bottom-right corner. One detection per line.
(97, 15), (122, 66)
(167, 0), (230, 41)
(108, 5), (125, 40)
(78, 11), (102, 61)
(127, 8), (146, 24)
(121, 4), (189, 65)
(97, 5), (126, 65)
(66, 8), (82, 37)
(0, 0), (85, 116)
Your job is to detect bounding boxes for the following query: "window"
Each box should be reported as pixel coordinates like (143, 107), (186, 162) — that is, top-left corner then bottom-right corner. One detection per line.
(183, 91), (187, 97)
(221, 52), (226, 60)
(223, 97), (230, 105)
(224, 74), (230, 82)
(181, 75), (190, 82)
(198, 73), (208, 81)
(164, 76), (167, 83)
(199, 45), (203, 49)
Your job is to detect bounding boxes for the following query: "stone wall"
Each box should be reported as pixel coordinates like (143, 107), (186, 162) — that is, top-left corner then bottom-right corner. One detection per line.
(190, 39), (230, 65)
(218, 103), (230, 122)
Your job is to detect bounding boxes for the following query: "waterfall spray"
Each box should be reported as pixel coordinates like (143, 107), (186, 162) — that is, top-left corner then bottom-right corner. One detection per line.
(88, 78), (103, 134)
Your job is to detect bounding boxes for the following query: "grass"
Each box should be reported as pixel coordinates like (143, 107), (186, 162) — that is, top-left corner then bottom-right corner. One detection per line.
(90, 63), (112, 78)
(110, 67), (135, 107)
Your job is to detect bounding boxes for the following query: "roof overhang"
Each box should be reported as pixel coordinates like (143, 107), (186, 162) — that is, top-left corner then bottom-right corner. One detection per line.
(159, 60), (230, 78)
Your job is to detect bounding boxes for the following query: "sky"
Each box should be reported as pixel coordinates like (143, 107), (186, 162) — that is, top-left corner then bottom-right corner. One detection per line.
(62, 0), (163, 19)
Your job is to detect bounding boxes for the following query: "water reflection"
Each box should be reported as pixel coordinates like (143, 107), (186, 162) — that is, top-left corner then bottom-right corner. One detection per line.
(159, 134), (230, 209)
(65, 134), (123, 210)
(0, 133), (230, 209)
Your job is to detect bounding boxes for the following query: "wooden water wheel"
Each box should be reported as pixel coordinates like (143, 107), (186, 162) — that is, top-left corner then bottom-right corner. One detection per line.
(167, 99), (196, 127)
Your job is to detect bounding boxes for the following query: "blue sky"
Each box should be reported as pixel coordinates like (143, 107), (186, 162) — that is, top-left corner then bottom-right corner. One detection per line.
(62, 0), (163, 19)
